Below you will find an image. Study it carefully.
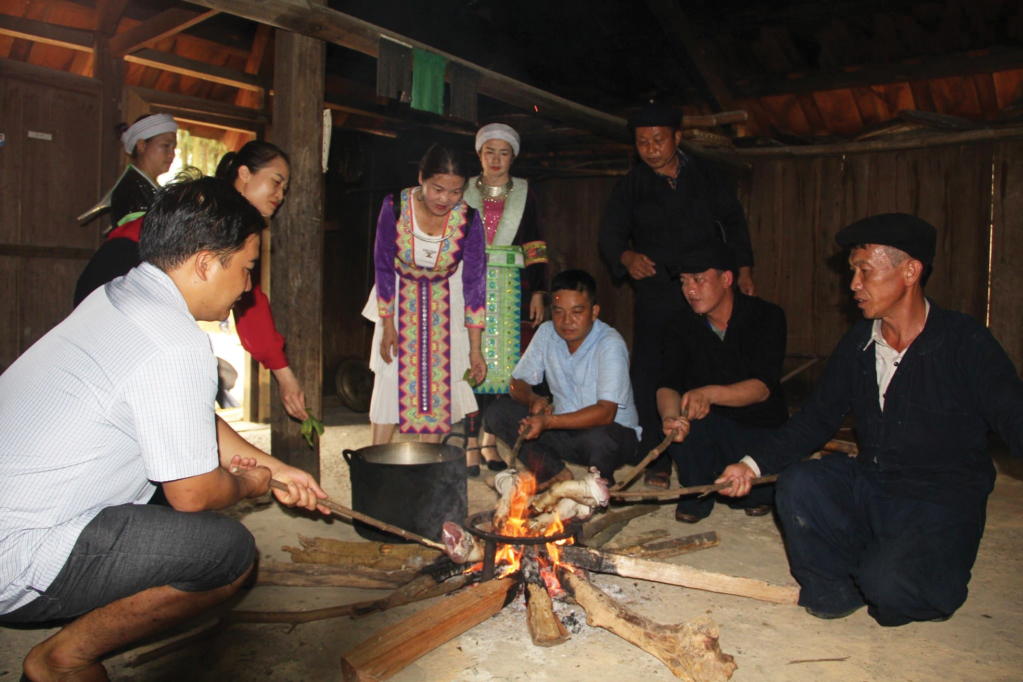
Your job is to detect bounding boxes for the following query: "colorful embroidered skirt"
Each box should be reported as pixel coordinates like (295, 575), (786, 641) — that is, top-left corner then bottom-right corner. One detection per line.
(474, 245), (524, 395)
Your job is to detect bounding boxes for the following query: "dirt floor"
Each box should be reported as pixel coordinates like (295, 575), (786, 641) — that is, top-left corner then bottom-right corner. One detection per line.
(3, 398), (1023, 681)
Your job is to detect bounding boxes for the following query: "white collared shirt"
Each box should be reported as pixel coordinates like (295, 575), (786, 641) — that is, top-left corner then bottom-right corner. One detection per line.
(0, 263), (219, 614)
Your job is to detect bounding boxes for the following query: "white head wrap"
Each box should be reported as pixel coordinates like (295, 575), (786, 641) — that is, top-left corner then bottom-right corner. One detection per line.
(121, 113), (178, 155)
(475, 123), (520, 157)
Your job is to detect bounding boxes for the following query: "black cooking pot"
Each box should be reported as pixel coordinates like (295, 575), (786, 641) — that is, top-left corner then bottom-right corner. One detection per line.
(344, 441), (468, 543)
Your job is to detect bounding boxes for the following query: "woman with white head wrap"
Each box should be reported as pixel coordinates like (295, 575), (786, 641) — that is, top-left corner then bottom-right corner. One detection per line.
(461, 123), (549, 476)
(109, 114), (179, 228)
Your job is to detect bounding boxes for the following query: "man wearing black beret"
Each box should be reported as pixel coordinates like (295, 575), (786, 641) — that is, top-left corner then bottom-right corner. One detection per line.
(598, 102), (757, 489)
(717, 213), (1023, 626)
(657, 242), (787, 522)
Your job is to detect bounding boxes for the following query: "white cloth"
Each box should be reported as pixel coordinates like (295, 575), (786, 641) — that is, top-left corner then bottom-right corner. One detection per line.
(475, 123), (520, 156)
(361, 262), (477, 427)
(121, 113), (177, 154)
(0, 263), (219, 614)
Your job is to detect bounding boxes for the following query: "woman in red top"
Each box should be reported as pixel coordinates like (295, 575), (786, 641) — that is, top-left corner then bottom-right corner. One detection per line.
(73, 141), (308, 420)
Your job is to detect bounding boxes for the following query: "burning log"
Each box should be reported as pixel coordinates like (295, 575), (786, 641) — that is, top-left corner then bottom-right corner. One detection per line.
(562, 571), (737, 682)
(522, 549), (570, 647)
(532, 467), (610, 512)
(559, 546), (800, 605)
(341, 578), (519, 682)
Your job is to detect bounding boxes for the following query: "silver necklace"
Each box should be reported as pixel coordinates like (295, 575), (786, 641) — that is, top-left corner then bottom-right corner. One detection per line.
(476, 176), (513, 199)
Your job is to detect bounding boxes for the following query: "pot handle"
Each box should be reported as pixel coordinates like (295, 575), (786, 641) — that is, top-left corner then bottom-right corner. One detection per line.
(342, 448), (360, 465)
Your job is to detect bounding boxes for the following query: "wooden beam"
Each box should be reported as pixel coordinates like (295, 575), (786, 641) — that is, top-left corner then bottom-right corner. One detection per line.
(732, 46), (1023, 99)
(735, 124), (1023, 158)
(644, 0), (736, 113)
(0, 14), (93, 52)
(0, 56), (100, 93)
(184, 0), (631, 143)
(340, 578), (518, 682)
(97, 0), (133, 36)
(0, 244), (95, 260)
(270, 17), (325, 478)
(107, 8), (220, 57)
(96, 33), (125, 235)
(123, 49), (262, 92)
(128, 86), (268, 123)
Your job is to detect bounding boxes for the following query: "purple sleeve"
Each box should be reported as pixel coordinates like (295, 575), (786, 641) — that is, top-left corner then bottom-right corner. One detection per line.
(462, 209), (486, 328)
(375, 194), (398, 317)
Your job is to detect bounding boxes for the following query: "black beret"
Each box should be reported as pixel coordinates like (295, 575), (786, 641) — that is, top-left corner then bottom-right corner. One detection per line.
(628, 103), (682, 130)
(668, 241), (736, 278)
(835, 213), (937, 266)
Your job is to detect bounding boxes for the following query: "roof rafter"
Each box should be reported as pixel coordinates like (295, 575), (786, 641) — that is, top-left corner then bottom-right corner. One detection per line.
(107, 7), (220, 57)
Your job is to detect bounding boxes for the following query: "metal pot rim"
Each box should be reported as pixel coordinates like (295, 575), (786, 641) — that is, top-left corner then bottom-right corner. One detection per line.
(348, 442), (465, 466)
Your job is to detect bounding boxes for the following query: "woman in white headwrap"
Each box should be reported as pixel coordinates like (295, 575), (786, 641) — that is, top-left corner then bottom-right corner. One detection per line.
(107, 113), (179, 227)
(462, 123), (549, 476)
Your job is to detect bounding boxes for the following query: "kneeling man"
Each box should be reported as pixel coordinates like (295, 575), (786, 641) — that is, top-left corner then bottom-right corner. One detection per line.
(717, 214), (1023, 626)
(0, 176), (327, 680)
(486, 269), (640, 485)
(657, 242), (787, 522)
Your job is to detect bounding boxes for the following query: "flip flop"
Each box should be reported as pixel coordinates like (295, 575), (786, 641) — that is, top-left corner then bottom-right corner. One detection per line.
(644, 471), (671, 489)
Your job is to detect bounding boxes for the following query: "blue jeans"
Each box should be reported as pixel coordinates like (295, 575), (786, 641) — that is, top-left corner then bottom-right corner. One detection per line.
(668, 411), (777, 518)
(776, 455), (984, 626)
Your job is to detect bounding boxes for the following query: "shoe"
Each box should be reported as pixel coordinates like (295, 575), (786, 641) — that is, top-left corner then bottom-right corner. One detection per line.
(675, 510), (702, 524)
(466, 464), (481, 478)
(805, 604), (864, 620)
(644, 471), (671, 489)
(744, 504), (773, 517)
(480, 445), (507, 472)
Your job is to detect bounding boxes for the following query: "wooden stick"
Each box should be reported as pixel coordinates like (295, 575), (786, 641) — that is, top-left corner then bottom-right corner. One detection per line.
(581, 504), (660, 540)
(504, 431), (526, 468)
(268, 479), (445, 551)
(255, 560), (414, 589)
(341, 578), (519, 682)
(559, 546), (800, 605)
(611, 407), (688, 492)
(610, 475), (778, 501)
(609, 531), (720, 560)
(526, 583), (570, 647)
(562, 571), (737, 681)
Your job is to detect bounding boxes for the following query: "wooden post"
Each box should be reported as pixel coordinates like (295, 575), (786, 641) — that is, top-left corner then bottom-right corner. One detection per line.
(94, 35), (123, 236)
(270, 14), (325, 477)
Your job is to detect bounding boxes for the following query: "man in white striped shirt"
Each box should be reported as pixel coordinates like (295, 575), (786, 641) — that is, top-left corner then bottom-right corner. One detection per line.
(0, 176), (327, 681)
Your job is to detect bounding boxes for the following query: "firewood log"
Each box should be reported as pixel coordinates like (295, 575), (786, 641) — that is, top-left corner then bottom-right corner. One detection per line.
(562, 571), (737, 682)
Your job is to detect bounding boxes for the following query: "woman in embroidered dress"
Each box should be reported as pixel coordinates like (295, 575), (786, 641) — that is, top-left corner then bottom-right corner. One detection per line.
(461, 124), (549, 475)
(363, 145), (488, 444)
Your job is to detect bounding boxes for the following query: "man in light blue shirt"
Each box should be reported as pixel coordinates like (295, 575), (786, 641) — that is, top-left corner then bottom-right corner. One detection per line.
(485, 269), (640, 485)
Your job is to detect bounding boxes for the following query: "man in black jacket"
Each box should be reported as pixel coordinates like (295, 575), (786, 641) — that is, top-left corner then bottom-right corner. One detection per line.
(717, 213), (1023, 626)
(598, 103), (756, 488)
(657, 242), (787, 522)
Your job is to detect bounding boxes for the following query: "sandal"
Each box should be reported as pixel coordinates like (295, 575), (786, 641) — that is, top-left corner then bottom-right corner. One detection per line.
(644, 471), (671, 489)
(480, 444), (508, 472)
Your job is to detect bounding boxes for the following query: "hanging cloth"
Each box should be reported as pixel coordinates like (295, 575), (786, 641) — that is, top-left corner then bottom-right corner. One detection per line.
(411, 48), (447, 115)
(377, 37), (412, 102)
(449, 62), (480, 123)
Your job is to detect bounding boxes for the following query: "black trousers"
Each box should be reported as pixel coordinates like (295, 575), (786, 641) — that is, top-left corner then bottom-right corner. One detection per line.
(485, 397), (639, 485)
(668, 411), (776, 518)
(776, 455), (984, 626)
(631, 303), (678, 475)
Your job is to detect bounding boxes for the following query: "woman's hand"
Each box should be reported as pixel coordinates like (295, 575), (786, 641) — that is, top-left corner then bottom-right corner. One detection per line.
(380, 318), (398, 364)
(529, 292), (546, 328)
(272, 366), (308, 421)
(469, 350), (488, 386)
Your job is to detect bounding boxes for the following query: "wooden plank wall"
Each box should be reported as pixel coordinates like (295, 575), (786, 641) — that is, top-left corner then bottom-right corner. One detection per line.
(989, 139), (1023, 373)
(0, 75), (100, 373)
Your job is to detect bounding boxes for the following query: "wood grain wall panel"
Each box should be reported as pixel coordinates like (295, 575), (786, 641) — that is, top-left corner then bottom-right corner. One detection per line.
(18, 257), (85, 354)
(0, 77), (22, 245)
(17, 82), (100, 249)
(531, 177), (633, 347)
(0, 256), (18, 374)
(989, 138), (1023, 373)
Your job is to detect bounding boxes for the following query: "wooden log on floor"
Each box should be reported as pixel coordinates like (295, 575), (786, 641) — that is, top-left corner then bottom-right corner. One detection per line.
(559, 546), (799, 605)
(610, 531), (720, 560)
(581, 504), (659, 542)
(562, 571), (737, 681)
(283, 535), (441, 570)
(526, 583), (570, 647)
(256, 561), (415, 589)
(341, 578), (519, 681)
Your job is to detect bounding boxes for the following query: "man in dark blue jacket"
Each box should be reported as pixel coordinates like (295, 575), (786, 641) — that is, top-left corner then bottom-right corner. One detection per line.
(716, 213), (1023, 626)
